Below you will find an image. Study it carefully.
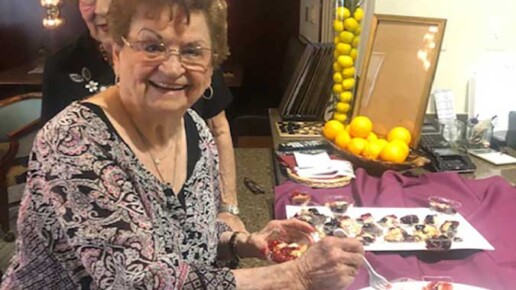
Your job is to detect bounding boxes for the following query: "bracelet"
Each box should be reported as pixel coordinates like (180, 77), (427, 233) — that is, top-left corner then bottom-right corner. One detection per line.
(229, 231), (244, 260)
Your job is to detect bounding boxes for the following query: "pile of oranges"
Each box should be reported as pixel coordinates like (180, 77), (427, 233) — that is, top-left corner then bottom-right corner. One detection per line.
(331, 5), (363, 123)
(323, 116), (412, 163)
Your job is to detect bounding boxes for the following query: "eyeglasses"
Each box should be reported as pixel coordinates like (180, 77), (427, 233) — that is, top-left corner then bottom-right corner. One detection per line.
(121, 36), (214, 70)
(80, 0), (96, 5)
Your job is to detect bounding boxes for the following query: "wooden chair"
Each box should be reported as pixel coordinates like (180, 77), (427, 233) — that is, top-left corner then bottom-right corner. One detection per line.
(0, 92), (42, 242)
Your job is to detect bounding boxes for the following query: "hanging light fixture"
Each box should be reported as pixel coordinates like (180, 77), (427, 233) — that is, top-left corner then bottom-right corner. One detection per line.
(41, 0), (64, 29)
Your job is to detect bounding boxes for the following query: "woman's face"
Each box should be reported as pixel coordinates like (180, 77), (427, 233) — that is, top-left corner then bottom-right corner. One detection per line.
(114, 5), (214, 115)
(79, 0), (112, 44)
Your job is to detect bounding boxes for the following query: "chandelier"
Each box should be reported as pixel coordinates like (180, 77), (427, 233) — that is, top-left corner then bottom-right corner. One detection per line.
(41, 0), (64, 29)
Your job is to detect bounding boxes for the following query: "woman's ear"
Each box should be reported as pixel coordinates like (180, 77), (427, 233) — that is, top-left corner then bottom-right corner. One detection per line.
(112, 42), (122, 76)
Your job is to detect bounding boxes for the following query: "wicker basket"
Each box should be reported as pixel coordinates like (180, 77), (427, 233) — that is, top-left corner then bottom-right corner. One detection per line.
(328, 141), (430, 176)
(286, 168), (352, 188)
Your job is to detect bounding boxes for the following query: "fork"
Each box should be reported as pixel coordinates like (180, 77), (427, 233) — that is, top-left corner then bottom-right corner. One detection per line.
(332, 228), (391, 290)
(361, 256), (391, 290)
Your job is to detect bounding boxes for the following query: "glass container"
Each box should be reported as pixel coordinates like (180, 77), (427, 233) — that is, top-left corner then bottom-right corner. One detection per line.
(331, 0), (370, 124)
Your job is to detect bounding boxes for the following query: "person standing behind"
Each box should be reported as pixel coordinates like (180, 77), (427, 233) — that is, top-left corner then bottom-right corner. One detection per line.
(41, 0), (245, 231)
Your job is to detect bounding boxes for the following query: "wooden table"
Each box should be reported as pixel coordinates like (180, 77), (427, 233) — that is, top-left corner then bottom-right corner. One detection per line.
(0, 61), (43, 86)
(268, 108), (516, 185)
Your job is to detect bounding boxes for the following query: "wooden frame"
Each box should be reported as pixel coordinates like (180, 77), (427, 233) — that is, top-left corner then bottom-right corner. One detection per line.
(354, 14), (447, 148)
(0, 92), (42, 140)
(0, 91), (42, 239)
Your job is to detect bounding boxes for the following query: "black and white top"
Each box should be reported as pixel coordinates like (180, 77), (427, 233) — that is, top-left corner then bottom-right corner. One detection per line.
(42, 32), (233, 123)
(1, 102), (236, 289)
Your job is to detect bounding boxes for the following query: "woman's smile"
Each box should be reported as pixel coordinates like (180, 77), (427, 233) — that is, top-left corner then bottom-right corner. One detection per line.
(148, 80), (188, 92)
(96, 23), (109, 33)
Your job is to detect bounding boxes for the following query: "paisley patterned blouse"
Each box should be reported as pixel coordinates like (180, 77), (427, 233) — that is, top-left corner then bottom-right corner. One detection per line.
(1, 103), (236, 289)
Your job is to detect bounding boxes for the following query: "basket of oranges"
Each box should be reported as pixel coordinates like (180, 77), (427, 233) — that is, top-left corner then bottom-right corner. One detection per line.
(323, 116), (429, 176)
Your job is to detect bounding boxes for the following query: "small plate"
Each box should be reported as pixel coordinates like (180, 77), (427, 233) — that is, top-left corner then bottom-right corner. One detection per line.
(359, 281), (488, 290)
(323, 195), (354, 216)
(289, 190), (312, 205)
(428, 196), (462, 214)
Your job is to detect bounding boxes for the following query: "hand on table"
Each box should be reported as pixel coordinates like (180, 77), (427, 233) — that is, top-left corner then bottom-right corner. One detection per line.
(294, 237), (364, 290)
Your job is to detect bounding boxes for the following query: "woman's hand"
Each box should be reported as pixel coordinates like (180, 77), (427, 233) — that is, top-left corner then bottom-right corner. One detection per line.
(294, 236), (364, 290)
(239, 219), (315, 260)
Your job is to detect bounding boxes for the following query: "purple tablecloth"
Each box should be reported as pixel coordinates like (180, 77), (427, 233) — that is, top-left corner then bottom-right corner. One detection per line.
(274, 168), (516, 289)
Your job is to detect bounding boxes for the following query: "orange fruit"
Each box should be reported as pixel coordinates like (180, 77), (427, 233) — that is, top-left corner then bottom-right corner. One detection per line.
(354, 7), (364, 22)
(342, 67), (355, 78)
(350, 48), (358, 60)
(387, 126), (412, 145)
(339, 31), (355, 44)
(379, 140), (409, 163)
(322, 120), (345, 141)
(391, 139), (410, 156)
(349, 116), (373, 138)
(337, 55), (354, 68)
(333, 62), (343, 72)
(366, 132), (378, 142)
(347, 138), (368, 155)
(342, 78), (356, 90)
(352, 36), (360, 48)
(335, 102), (351, 113)
(362, 140), (384, 160)
(335, 130), (352, 150)
(339, 91), (353, 102)
(375, 138), (389, 151)
(333, 112), (348, 123)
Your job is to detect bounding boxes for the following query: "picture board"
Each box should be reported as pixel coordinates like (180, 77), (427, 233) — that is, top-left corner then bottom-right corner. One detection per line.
(354, 14), (447, 148)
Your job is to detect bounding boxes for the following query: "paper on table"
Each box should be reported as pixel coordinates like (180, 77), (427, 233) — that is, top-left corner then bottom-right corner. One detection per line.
(293, 151), (331, 169)
(286, 206), (494, 251)
(295, 159), (355, 179)
(468, 148), (516, 165)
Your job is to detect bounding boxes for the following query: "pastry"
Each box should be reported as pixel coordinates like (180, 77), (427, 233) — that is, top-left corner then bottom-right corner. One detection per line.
(268, 239), (308, 263)
(378, 214), (398, 227)
(400, 214), (419, 225)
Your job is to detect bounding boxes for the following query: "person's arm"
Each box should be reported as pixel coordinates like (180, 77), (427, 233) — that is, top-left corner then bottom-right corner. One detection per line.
(207, 110), (236, 205)
(34, 122), (236, 289)
(206, 110), (248, 232)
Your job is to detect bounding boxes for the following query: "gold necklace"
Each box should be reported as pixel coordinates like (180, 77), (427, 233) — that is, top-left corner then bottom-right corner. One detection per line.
(99, 43), (112, 66)
(121, 102), (179, 186)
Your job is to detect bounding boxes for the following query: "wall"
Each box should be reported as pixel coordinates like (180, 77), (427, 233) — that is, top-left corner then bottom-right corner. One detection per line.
(228, 0), (300, 93)
(375, 0), (516, 114)
(0, 0), (85, 71)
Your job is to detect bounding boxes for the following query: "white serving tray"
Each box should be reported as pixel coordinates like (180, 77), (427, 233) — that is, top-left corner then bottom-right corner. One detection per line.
(285, 206), (494, 251)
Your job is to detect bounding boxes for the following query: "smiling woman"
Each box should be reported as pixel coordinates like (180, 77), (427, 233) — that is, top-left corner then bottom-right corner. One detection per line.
(1, 1), (365, 289)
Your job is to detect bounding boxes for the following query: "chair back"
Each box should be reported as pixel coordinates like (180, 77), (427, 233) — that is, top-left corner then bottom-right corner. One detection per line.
(0, 92), (42, 142)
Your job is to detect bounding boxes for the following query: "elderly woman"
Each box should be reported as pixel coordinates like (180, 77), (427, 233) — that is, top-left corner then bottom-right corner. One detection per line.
(1, 0), (364, 289)
(42, 0), (244, 232)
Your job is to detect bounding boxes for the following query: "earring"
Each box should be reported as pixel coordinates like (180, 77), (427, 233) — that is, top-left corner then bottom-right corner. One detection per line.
(203, 86), (214, 100)
(114, 74), (119, 86)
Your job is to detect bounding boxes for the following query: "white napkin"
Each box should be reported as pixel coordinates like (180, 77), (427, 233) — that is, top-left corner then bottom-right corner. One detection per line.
(294, 152), (355, 179)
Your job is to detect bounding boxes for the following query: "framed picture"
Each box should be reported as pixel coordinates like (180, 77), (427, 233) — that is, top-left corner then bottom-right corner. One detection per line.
(354, 14), (447, 148)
